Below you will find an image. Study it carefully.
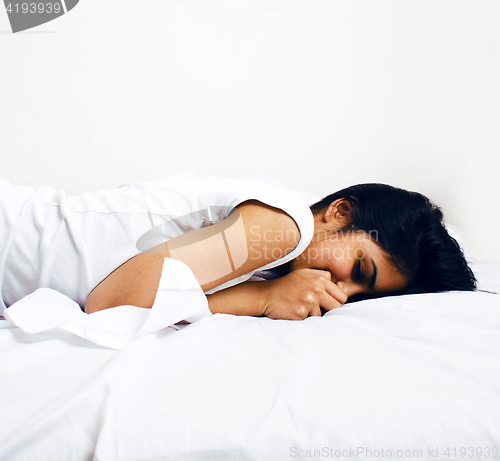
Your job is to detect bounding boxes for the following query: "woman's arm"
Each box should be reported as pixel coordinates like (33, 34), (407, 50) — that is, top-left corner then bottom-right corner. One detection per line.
(84, 200), (300, 314)
(206, 268), (347, 319)
(85, 200), (347, 318)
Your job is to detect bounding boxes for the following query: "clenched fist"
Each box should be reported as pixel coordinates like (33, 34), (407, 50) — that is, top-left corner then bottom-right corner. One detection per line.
(260, 268), (348, 320)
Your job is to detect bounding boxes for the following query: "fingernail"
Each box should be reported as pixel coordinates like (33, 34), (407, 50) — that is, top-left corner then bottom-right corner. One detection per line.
(337, 281), (347, 292)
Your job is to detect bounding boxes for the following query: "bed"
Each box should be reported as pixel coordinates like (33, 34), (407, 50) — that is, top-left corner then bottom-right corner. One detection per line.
(1, 258), (499, 461)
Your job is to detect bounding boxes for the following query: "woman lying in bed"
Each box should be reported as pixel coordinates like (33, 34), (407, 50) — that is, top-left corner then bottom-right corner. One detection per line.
(0, 177), (476, 319)
(83, 181), (476, 319)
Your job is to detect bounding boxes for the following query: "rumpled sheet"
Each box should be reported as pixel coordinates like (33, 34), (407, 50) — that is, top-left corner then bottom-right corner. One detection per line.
(0, 261), (499, 461)
(3, 258), (211, 349)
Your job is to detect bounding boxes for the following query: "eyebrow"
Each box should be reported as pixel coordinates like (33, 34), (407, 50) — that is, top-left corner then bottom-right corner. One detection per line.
(368, 259), (377, 290)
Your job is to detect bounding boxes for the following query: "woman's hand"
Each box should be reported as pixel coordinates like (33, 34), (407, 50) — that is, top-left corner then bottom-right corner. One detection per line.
(207, 268), (347, 320)
(260, 269), (348, 320)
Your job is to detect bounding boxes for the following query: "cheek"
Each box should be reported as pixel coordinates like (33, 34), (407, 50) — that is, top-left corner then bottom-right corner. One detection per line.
(329, 260), (352, 281)
(321, 245), (353, 279)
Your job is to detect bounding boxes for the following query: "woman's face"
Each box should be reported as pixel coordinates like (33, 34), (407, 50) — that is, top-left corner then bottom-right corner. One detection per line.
(291, 200), (408, 299)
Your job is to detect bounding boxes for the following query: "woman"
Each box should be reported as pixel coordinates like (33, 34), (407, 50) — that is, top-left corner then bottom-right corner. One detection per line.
(0, 176), (476, 320)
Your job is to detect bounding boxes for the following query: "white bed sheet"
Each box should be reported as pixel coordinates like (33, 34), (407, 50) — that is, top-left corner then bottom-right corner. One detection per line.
(0, 260), (499, 461)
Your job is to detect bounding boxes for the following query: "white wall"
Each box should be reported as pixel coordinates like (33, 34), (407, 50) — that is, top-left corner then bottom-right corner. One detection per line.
(1, 0), (499, 262)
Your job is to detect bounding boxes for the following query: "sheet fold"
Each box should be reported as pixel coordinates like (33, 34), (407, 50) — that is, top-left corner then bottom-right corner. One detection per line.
(3, 258), (211, 349)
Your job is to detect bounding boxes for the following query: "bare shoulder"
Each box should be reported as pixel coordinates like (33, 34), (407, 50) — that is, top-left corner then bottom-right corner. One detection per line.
(236, 200), (300, 228)
(234, 200), (301, 258)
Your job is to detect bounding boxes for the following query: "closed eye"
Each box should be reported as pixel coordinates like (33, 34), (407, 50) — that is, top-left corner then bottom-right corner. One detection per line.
(355, 259), (364, 281)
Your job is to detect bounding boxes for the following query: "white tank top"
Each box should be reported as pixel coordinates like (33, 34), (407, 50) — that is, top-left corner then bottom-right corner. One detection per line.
(0, 176), (315, 312)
